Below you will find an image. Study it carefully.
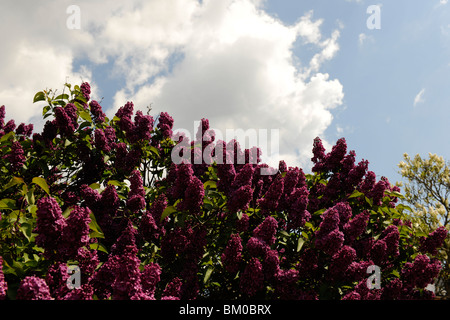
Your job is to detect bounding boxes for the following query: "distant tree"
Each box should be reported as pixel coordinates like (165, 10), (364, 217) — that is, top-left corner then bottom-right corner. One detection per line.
(398, 153), (450, 298)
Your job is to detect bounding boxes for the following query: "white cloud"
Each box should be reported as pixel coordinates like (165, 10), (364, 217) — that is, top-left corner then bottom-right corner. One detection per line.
(413, 88), (426, 107)
(0, 0), (344, 170)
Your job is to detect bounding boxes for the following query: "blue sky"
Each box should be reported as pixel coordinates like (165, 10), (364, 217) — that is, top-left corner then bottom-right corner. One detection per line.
(1, 0), (450, 186)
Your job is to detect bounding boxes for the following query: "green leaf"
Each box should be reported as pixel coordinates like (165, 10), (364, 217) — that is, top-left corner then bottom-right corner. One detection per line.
(297, 238), (305, 252)
(0, 131), (14, 143)
(42, 105), (51, 116)
(89, 212), (104, 239)
(32, 177), (50, 195)
(160, 206), (176, 222)
(90, 242), (108, 254)
(33, 91), (46, 103)
(55, 93), (69, 101)
(204, 267), (213, 284)
(107, 180), (123, 187)
(348, 190), (364, 199)
(2, 177), (25, 191)
(396, 204), (413, 212)
(89, 182), (101, 190)
(79, 110), (92, 122)
(204, 180), (217, 189)
(0, 198), (17, 210)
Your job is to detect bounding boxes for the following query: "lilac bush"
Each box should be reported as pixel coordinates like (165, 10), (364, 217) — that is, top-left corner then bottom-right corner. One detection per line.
(0, 82), (447, 300)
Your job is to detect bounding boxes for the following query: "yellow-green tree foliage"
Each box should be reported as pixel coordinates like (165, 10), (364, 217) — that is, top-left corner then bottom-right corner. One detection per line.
(398, 153), (450, 297)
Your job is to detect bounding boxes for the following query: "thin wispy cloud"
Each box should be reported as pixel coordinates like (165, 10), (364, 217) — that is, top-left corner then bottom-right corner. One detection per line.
(413, 88), (426, 107)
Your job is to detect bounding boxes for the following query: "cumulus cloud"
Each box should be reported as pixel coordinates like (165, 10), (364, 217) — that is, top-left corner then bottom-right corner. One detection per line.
(0, 0), (344, 169)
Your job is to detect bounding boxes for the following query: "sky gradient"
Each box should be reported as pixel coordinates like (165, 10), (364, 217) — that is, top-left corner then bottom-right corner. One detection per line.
(1, 0), (450, 187)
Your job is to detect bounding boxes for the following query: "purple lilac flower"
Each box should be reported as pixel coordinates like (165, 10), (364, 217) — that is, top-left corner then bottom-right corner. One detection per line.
(253, 216), (278, 246)
(236, 213), (249, 232)
(134, 110), (153, 142)
(370, 240), (387, 265)
(346, 159), (369, 190)
(60, 206), (91, 259)
(328, 245), (356, 281)
(0, 105), (5, 130)
(247, 236), (269, 257)
(112, 251), (145, 300)
(16, 276), (53, 300)
(359, 170), (376, 194)
(343, 210), (370, 243)
(315, 206), (345, 255)
(334, 201), (352, 229)
(4, 119), (16, 133)
(42, 120), (58, 142)
(140, 194), (168, 241)
(381, 278), (403, 300)
(141, 263), (161, 298)
(46, 262), (69, 299)
(80, 82), (91, 101)
(286, 186), (311, 229)
(381, 225), (400, 258)
(177, 175), (204, 214)
(263, 249), (280, 280)
(0, 257), (7, 300)
(157, 112), (174, 138)
(54, 106), (75, 136)
(325, 138), (347, 172)
(370, 180), (387, 206)
(89, 100), (106, 124)
(34, 197), (67, 259)
(401, 254), (442, 289)
(240, 258), (264, 297)
(116, 102), (135, 137)
(5, 141), (26, 171)
(258, 175), (284, 214)
(311, 137), (326, 172)
(419, 226), (448, 256)
(76, 247), (100, 279)
(16, 123), (34, 137)
(227, 184), (253, 213)
(221, 234), (243, 274)
(100, 185), (120, 214)
(162, 277), (182, 299)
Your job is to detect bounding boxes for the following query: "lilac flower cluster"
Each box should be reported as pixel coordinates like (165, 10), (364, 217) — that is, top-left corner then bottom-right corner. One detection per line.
(157, 112), (174, 138)
(139, 194), (168, 242)
(34, 197), (68, 259)
(115, 102), (154, 143)
(240, 257), (264, 297)
(167, 163), (204, 214)
(54, 104), (78, 137)
(221, 234), (243, 273)
(401, 254), (442, 289)
(115, 142), (142, 175)
(227, 163), (254, 213)
(4, 141), (26, 172)
(34, 197), (91, 261)
(419, 226), (448, 255)
(127, 170), (146, 213)
(91, 222), (161, 300)
(80, 82), (91, 102)
(16, 276), (53, 300)
(89, 100), (106, 124)
(315, 205), (344, 256)
(0, 257), (7, 300)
